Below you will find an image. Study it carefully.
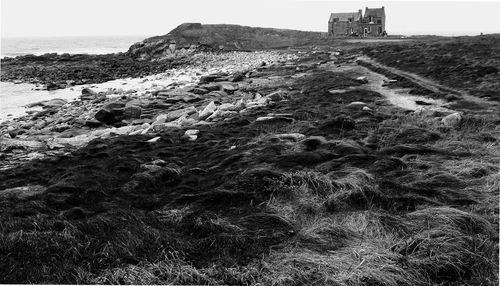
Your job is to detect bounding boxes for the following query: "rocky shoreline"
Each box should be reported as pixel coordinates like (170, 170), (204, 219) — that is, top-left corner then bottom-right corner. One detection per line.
(0, 50), (193, 90)
(0, 50), (296, 169)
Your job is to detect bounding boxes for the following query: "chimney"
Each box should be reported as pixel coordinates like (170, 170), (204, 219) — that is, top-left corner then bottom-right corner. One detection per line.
(359, 9), (362, 15)
(382, 6), (385, 10)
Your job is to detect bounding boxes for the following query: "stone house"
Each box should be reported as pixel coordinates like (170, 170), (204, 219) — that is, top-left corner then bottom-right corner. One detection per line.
(328, 7), (386, 37)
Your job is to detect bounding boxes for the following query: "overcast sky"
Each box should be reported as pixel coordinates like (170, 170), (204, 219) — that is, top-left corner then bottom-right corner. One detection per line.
(1, 0), (499, 37)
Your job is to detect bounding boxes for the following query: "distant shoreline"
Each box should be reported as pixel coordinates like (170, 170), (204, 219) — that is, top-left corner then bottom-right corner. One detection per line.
(0, 35), (147, 59)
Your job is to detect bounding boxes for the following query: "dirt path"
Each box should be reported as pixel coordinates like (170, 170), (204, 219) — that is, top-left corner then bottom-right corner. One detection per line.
(356, 55), (500, 114)
(323, 59), (453, 112)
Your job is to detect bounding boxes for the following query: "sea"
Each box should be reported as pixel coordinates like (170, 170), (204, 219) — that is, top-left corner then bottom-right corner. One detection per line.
(0, 36), (148, 121)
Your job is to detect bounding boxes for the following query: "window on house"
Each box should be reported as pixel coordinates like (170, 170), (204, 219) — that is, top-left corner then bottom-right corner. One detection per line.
(377, 19), (382, 24)
(333, 18), (339, 23)
(349, 18), (353, 23)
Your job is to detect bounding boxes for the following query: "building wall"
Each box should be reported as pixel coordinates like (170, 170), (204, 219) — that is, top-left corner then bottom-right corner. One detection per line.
(359, 24), (384, 36)
(328, 21), (359, 36)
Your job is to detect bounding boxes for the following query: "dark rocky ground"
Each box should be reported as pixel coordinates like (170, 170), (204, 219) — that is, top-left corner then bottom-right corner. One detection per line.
(0, 52), (191, 89)
(0, 35), (499, 285)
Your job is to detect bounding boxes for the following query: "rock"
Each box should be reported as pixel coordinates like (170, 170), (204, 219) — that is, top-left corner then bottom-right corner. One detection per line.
(162, 106), (197, 122)
(81, 87), (98, 100)
(202, 83), (221, 91)
(207, 90), (228, 97)
(356, 76), (368, 83)
(199, 101), (217, 120)
(7, 126), (17, 138)
(219, 103), (236, 111)
(152, 122), (181, 132)
(415, 100), (432, 106)
(45, 82), (60, 90)
(82, 87), (97, 95)
(200, 73), (227, 83)
(123, 105), (142, 119)
(95, 102), (126, 125)
(191, 87), (210, 95)
(229, 72), (245, 82)
(177, 116), (197, 127)
(124, 98), (149, 118)
(255, 96), (269, 105)
(255, 116), (294, 124)
(267, 90), (287, 101)
(347, 101), (367, 110)
(85, 120), (103, 128)
(147, 136), (161, 143)
(220, 83), (238, 93)
(206, 109), (221, 121)
(183, 129), (199, 141)
(27, 98), (68, 109)
(441, 112), (462, 128)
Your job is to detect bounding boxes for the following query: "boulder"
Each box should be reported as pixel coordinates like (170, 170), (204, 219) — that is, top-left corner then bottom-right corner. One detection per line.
(162, 106), (197, 122)
(441, 112), (462, 128)
(183, 129), (199, 141)
(94, 102), (126, 125)
(199, 101), (217, 120)
(124, 99), (148, 119)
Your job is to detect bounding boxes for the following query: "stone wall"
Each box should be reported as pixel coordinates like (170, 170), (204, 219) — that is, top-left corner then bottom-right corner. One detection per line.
(328, 21), (359, 37)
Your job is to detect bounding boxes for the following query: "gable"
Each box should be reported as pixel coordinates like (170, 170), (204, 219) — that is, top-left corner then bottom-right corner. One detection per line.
(329, 12), (361, 23)
(364, 8), (385, 18)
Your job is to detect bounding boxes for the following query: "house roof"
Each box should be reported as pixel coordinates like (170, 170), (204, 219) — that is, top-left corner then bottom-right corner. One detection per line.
(364, 7), (385, 18)
(329, 12), (362, 22)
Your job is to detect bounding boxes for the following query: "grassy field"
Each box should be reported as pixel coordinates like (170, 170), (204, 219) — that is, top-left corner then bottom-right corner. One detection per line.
(0, 36), (499, 285)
